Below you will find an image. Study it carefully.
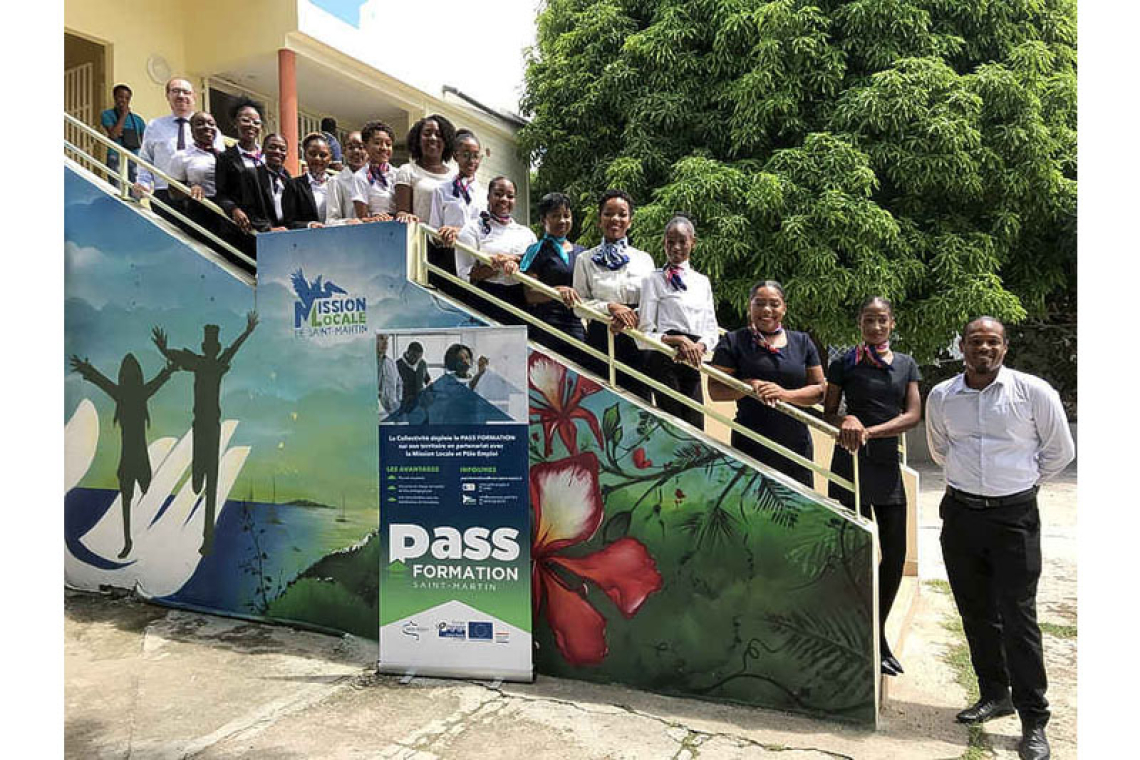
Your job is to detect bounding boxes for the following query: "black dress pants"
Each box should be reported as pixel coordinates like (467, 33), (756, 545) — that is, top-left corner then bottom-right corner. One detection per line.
(645, 349), (704, 430)
(861, 501), (906, 659)
(940, 491), (1049, 726)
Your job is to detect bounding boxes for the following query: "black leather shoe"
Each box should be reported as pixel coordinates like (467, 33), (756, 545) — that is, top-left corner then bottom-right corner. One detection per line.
(884, 655), (904, 674)
(1018, 725), (1050, 760)
(955, 695), (1015, 724)
(880, 658), (900, 676)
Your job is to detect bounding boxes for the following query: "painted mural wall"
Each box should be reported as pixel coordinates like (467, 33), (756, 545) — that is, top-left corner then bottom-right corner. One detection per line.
(64, 166), (877, 723)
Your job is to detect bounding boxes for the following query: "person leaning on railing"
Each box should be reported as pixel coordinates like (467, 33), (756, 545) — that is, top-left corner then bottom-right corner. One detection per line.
(822, 296), (922, 679)
(455, 177), (535, 326)
(133, 77), (224, 222)
(214, 97), (268, 257)
(165, 111), (223, 244)
(518, 192), (590, 367)
(708, 280), (826, 487)
(637, 216), (719, 430)
(572, 189), (655, 401)
(429, 129), (487, 297)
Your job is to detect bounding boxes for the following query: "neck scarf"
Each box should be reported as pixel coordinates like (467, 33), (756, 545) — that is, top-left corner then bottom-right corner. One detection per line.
(452, 176), (474, 203)
(850, 341), (891, 371)
(750, 323), (783, 356)
(591, 237), (629, 270)
(309, 171), (328, 187)
(240, 147), (262, 166)
(368, 163), (390, 188)
(194, 141), (216, 155)
(480, 210), (512, 235)
(664, 262), (687, 291)
(520, 233), (568, 272)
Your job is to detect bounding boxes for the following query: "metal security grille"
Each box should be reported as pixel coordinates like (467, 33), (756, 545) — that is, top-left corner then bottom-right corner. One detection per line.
(64, 62), (97, 173)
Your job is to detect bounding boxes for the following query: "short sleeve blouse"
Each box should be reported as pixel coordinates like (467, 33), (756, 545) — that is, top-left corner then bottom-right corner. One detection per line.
(827, 351), (921, 464)
(395, 161), (456, 222)
(711, 328), (821, 444)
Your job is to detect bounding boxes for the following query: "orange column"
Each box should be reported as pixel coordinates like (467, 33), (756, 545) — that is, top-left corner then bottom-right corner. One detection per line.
(278, 48), (299, 176)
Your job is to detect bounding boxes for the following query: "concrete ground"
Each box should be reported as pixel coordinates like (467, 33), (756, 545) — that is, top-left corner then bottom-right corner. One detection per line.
(65, 464), (1077, 759)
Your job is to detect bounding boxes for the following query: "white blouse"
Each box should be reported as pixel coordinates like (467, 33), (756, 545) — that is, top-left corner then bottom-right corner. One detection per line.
(351, 163), (397, 216)
(572, 244), (657, 317)
(429, 177), (486, 231)
(167, 145), (218, 197)
(395, 161), (456, 222)
(637, 261), (719, 351)
(456, 217), (537, 286)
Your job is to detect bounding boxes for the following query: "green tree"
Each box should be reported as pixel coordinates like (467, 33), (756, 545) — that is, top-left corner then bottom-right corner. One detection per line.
(520, 0), (1076, 362)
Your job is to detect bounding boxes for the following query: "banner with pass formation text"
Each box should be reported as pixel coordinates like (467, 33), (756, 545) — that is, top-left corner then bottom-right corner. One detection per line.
(377, 326), (531, 681)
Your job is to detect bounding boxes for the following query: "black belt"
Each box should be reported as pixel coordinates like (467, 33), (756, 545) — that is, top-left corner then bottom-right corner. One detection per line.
(664, 329), (700, 342)
(947, 485), (1038, 509)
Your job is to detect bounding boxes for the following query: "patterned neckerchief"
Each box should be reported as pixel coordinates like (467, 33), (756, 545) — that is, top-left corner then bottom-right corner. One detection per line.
(591, 237), (630, 271)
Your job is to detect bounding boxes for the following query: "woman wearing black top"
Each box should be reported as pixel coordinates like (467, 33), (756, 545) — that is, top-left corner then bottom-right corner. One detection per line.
(519, 192), (588, 366)
(709, 281), (826, 487)
(823, 296), (922, 678)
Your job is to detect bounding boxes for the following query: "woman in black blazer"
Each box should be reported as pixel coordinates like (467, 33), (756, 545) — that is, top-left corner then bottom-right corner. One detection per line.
(214, 98), (270, 256)
(285, 133), (332, 229)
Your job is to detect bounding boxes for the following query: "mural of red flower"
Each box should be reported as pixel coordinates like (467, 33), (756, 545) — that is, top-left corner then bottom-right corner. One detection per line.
(531, 451), (663, 666)
(528, 352), (604, 457)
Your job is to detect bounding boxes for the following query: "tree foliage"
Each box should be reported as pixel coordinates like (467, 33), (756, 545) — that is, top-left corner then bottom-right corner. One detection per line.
(520, 0), (1076, 361)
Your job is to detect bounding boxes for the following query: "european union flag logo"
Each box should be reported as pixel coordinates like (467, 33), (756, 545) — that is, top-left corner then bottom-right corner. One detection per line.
(468, 621), (493, 641)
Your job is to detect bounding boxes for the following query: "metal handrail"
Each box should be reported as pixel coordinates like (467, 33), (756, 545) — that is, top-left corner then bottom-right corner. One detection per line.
(64, 112), (253, 235)
(63, 116), (256, 269)
(415, 223), (861, 509)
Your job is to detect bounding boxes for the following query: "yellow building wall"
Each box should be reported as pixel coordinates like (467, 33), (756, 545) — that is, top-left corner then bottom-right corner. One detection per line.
(65, 0), (191, 126)
(183, 0), (297, 80)
(64, 0), (296, 128)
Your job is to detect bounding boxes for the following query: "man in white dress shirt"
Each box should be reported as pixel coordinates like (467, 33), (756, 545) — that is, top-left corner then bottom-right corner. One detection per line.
(133, 78), (225, 218)
(926, 316), (1074, 760)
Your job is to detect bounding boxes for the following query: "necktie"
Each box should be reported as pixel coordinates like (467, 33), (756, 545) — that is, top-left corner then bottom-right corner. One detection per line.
(175, 117), (187, 150)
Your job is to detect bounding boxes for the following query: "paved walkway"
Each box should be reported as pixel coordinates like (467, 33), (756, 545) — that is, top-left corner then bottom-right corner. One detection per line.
(65, 465), (1077, 759)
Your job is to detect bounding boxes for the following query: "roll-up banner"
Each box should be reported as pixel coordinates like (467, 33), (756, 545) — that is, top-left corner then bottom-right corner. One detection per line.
(377, 326), (532, 681)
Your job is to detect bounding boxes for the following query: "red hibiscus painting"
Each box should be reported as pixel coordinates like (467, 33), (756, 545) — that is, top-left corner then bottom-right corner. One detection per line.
(530, 452), (663, 666)
(528, 352), (604, 457)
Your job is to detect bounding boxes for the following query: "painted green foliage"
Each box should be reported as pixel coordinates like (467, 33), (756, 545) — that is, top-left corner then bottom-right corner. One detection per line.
(520, 0), (1077, 361)
(526, 351), (876, 721)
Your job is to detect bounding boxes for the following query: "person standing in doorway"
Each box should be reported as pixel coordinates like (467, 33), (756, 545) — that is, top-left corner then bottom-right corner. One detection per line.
(926, 316), (1074, 760)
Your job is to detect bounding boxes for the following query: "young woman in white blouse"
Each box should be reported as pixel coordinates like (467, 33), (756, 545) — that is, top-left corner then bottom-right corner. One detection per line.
(571, 189), (656, 400)
(393, 114), (457, 224)
(429, 129), (485, 295)
(324, 130), (365, 226)
(638, 216), (719, 429)
(455, 177), (535, 325)
(352, 121), (398, 222)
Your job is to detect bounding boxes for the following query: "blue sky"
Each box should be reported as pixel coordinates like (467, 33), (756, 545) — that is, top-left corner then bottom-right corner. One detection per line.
(312, 0), (363, 26)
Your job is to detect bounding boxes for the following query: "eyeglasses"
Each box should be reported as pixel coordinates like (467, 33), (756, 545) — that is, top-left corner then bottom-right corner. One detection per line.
(168, 88), (193, 96)
(456, 151), (482, 161)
